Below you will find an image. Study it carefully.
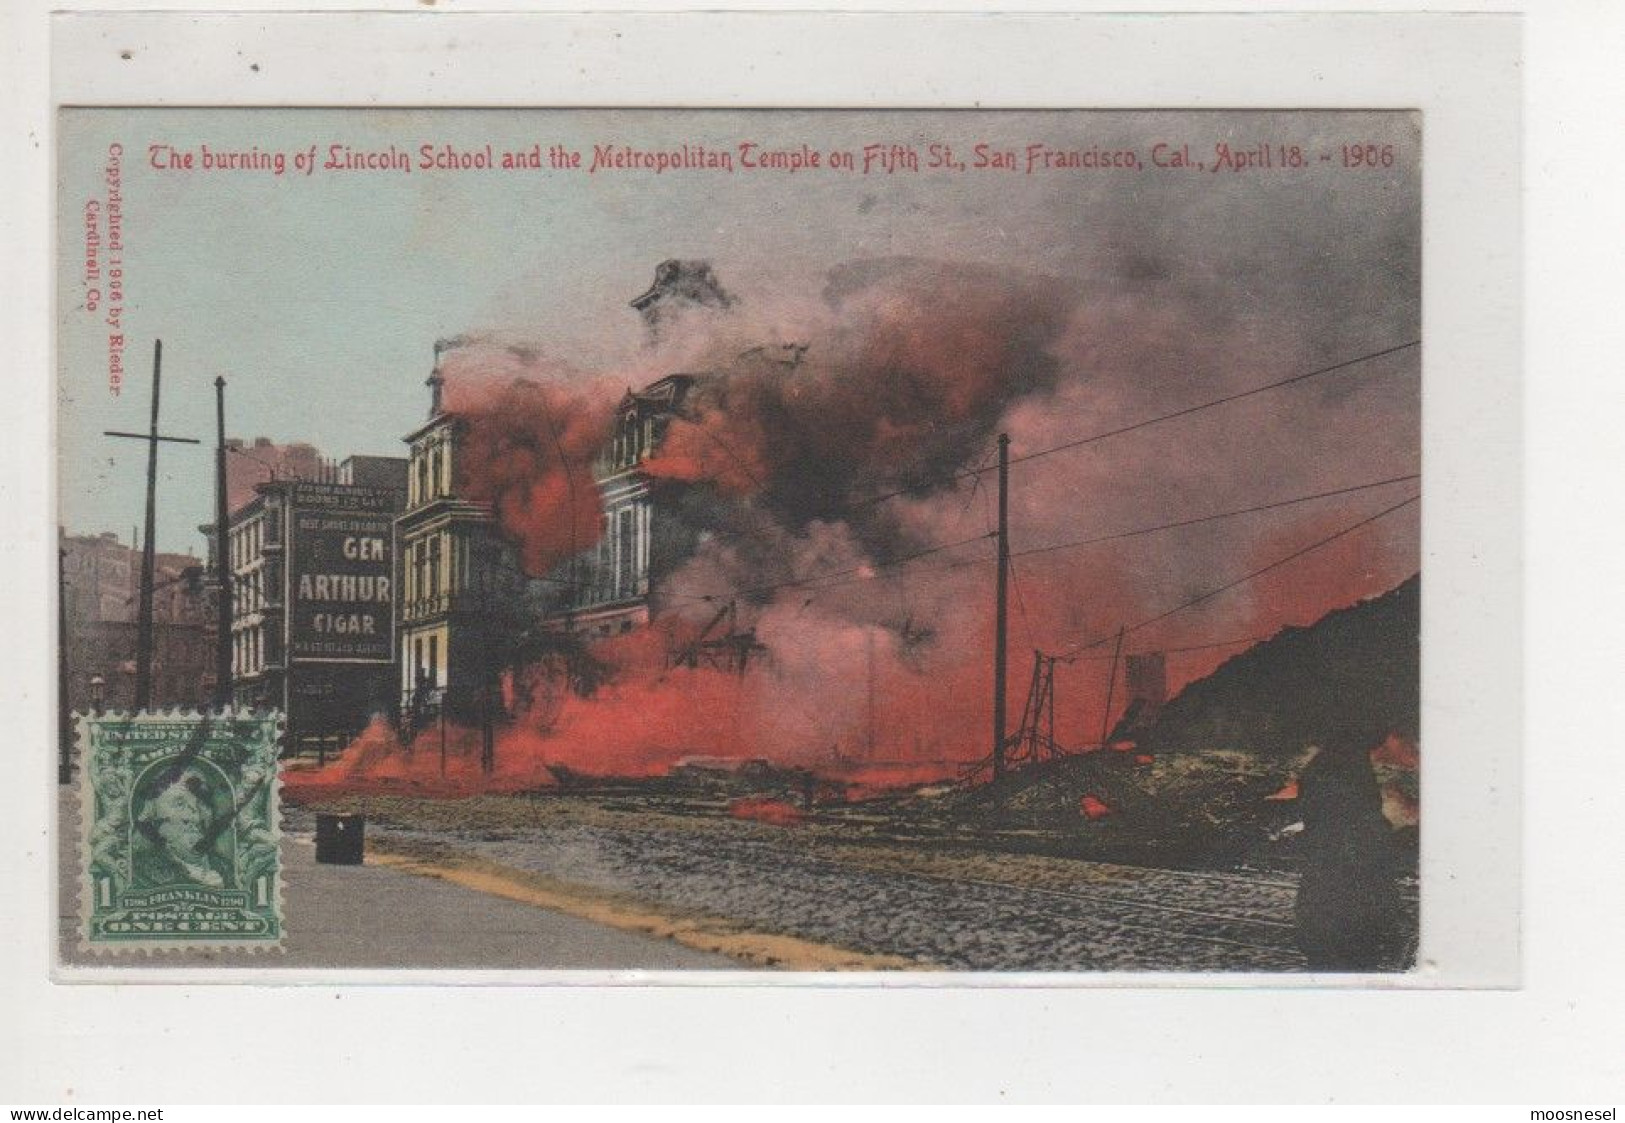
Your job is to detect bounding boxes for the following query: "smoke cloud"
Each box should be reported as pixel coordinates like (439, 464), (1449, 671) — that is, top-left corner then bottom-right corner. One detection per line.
(290, 247), (1419, 797)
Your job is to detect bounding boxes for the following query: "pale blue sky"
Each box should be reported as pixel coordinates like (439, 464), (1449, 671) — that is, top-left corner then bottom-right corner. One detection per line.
(57, 109), (1419, 552)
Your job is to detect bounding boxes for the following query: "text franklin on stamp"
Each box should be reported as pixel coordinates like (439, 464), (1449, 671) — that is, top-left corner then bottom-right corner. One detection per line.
(79, 711), (283, 951)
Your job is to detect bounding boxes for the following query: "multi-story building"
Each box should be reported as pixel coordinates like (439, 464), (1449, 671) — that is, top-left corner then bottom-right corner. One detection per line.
(564, 373), (699, 639)
(216, 456), (407, 755)
(395, 364), (533, 725)
(59, 529), (214, 715)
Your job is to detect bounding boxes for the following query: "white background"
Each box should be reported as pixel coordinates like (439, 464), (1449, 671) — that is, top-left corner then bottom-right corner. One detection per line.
(3, 0), (1622, 1105)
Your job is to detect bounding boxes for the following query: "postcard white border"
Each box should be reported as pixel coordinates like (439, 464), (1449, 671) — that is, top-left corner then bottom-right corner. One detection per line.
(7, 0), (1616, 1104)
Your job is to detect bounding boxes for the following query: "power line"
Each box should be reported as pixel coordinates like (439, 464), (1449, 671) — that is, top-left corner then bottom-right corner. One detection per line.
(495, 341), (1420, 615)
(844, 339), (1419, 512)
(696, 425), (768, 494)
(1055, 492), (1420, 662)
(1006, 556), (1035, 650)
(1066, 634), (1267, 662)
(1006, 341), (1419, 472)
(1010, 471), (1419, 563)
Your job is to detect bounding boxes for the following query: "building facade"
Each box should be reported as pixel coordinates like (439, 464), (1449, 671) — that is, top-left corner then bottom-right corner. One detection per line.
(220, 457), (407, 755)
(563, 373), (698, 639)
(59, 530), (214, 715)
(395, 368), (533, 726)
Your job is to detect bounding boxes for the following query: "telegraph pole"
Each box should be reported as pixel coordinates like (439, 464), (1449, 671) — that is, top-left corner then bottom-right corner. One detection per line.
(1100, 625), (1125, 748)
(213, 376), (233, 709)
(135, 344), (162, 708)
(992, 433), (1010, 781)
(103, 340), (200, 710)
(480, 668), (496, 775)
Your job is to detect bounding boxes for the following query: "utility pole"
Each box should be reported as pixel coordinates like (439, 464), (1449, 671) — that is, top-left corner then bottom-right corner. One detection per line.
(1100, 626), (1125, 748)
(103, 340), (200, 710)
(213, 377), (233, 709)
(992, 432), (1010, 781)
(480, 667), (495, 775)
(58, 548), (72, 784)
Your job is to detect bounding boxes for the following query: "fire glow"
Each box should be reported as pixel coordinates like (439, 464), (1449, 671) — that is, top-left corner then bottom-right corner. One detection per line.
(286, 258), (1420, 797)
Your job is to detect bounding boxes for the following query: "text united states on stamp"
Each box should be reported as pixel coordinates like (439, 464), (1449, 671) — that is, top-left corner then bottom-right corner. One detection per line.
(78, 711), (283, 951)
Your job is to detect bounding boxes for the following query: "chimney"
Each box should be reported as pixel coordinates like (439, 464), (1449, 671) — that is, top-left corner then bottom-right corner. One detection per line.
(427, 342), (447, 419)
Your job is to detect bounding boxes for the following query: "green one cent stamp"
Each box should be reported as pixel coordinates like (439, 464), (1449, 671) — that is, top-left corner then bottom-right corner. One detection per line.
(79, 711), (283, 951)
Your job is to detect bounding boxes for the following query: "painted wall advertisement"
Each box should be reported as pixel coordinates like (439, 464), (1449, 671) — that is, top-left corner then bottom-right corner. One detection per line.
(287, 482), (395, 662)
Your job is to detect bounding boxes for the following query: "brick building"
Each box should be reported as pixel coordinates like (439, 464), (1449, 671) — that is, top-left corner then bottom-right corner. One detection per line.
(59, 529), (214, 715)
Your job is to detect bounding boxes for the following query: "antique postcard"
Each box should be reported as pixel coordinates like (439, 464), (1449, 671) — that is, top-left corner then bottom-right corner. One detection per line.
(57, 107), (1422, 974)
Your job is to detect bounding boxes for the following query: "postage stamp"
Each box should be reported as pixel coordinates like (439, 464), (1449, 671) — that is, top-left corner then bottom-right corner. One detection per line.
(78, 711), (283, 951)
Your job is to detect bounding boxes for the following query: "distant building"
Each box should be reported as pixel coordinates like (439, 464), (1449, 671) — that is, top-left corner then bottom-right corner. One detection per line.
(395, 360), (533, 725)
(223, 437), (327, 510)
(1125, 653), (1168, 713)
(211, 456), (407, 755)
(59, 529), (213, 714)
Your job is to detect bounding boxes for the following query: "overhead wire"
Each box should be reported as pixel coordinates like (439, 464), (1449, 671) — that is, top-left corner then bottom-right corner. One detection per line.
(495, 340), (1422, 623)
(677, 471), (1419, 603)
(1053, 492), (1420, 662)
(840, 339), (1420, 512)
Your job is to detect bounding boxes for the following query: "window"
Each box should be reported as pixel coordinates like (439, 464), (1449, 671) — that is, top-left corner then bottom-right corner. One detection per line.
(428, 535), (441, 595)
(427, 635), (439, 688)
(617, 508), (635, 598)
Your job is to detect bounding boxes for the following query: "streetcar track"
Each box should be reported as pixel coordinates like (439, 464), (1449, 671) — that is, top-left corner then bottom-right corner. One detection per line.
(384, 823), (1305, 961)
(360, 818), (1360, 967)
(839, 862), (1297, 931)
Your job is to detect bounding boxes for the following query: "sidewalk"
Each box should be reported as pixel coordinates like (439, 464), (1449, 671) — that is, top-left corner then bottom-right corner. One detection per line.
(57, 803), (736, 971)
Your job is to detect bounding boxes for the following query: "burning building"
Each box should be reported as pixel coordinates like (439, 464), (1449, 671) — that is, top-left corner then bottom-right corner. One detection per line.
(553, 373), (699, 639)
(629, 259), (735, 343)
(286, 249), (1420, 795)
(395, 354), (539, 727)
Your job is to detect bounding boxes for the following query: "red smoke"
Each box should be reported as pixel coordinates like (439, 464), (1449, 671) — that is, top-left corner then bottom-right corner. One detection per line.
(304, 259), (1418, 796)
(642, 262), (1071, 519)
(441, 351), (621, 577)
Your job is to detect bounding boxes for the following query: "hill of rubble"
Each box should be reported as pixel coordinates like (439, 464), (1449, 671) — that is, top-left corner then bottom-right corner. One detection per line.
(950, 575), (1421, 868)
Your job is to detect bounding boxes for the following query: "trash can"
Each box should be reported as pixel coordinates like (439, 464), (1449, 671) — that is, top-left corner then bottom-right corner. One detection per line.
(314, 813), (365, 865)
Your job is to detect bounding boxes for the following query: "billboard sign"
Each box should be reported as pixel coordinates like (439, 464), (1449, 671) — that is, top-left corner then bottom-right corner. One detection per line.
(287, 482), (398, 662)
